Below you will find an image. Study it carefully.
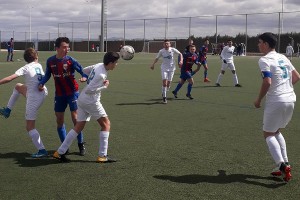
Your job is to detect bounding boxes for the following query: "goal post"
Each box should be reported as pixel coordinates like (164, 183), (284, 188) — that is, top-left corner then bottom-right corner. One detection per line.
(141, 40), (177, 53)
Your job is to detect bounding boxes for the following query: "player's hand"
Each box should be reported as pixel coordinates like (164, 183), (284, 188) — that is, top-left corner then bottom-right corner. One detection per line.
(38, 84), (44, 91)
(178, 61), (183, 66)
(223, 59), (227, 64)
(150, 65), (154, 70)
(103, 80), (109, 87)
(79, 77), (87, 82)
(254, 99), (261, 108)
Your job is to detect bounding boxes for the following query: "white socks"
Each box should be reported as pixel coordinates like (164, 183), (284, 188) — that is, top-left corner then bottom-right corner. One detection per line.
(162, 86), (167, 98)
(216, 73), (223, 84)
(233, 74), (239, 85)
(58, 129), (78, 154)
(99, 131), (110, 157)
(7, 88), (20, 109)
(28, 129), (45, 150)
(275, 132), (288, 163)
(266, 136), (284, 165)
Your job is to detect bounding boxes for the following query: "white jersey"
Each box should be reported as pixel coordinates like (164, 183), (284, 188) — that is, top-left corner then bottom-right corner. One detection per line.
(286, 45), (294, 55)
(79, 63), (107, 104)
(156, 47), (181, 71)
(221, 46), (235, 63)
(258, 51), (296, 103)
(15, 62), (48, 94)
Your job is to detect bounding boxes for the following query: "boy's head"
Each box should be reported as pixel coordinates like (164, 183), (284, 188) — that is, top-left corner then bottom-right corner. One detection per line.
(258, 32), (277, 49)
(24, 48), (38, 63)
(103, 52), (120, 70)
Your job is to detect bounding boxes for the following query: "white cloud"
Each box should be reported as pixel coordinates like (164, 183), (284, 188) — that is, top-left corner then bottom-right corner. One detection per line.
(0, 0), (299, 40)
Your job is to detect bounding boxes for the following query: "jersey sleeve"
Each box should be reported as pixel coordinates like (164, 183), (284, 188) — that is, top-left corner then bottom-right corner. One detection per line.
(71, 57), (88, 78)
(14, 65), (28, 76)
(258, 57), (270, 72)
(155, 50), (163, 59)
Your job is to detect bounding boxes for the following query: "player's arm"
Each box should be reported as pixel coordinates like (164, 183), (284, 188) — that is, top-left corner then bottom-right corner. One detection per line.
(0, 74), (18, 85)
(72, 58), (88, 82)
(254, 72), (271, 108)
(292, 69), (300, 85)
(38, 63), (52, 90)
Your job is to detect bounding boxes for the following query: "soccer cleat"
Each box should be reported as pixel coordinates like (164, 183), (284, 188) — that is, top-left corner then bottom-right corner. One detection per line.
(215, 83), (221, 87)
(271, 166), (282, 176)
(96, 156), (117, 163)
(0, 107), (11, 118)
(186, 94), (194, 100)
(78, 142), (86, 156)
(235, 84), (242, 87)
(162, 97), (167, 104)
(31, 149), (48, 158)
(172, 91), (178, 98)
(280, 163), (292, 182)
(53, 151), (70, 162)
(204, 78), (211, 83)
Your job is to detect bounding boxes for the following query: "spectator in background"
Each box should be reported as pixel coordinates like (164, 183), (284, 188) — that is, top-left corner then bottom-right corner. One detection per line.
(7, 38), (14, 62)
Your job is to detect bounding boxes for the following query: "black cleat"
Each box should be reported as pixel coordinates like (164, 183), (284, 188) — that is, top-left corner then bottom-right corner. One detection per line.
(53, 151), (70, 162)
(78, 142), (86, 156)
(215, 83), (221, 87)
(162, 97), (167, 104)
(186, 94), (194, 99)
(172, 91), (178, 98)
(235, 84), (242, 87)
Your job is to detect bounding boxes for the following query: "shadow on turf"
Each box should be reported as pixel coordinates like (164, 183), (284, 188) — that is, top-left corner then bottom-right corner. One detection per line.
(153, 170), (286, 188)
(0, 151), (97, 167)
(115, 98), (187, 105)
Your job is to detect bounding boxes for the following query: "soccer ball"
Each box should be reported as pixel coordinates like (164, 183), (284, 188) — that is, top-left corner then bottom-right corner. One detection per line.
(120, 45), (135, 60)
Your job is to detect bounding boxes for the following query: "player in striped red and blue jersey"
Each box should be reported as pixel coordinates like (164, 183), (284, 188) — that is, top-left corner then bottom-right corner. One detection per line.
(39, 37), (88, 155)
(192, 39), (211, 82)
(172, 45), (199, 99)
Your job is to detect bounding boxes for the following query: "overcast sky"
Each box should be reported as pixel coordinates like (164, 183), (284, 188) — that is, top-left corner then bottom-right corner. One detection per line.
(1, 0), (300, 40)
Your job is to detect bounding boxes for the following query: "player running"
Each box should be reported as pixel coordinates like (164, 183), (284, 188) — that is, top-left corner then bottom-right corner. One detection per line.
(192, 38), (211, 82)
(172, 45), (199, 99)
(150, 39), (183, 104)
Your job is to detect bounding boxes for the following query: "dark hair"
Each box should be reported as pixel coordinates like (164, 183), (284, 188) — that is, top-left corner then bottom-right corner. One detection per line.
(258, 32), (277, 49)
(103, 52), (120, 65)
(164, 39), (170, 43)
(55, 37), (70, 48)
(227, 39), (232, 42)
(23, 48), (38, 63)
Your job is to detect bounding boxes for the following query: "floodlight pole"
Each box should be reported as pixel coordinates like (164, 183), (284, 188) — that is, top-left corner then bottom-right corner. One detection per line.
(100, 0), (105, 52)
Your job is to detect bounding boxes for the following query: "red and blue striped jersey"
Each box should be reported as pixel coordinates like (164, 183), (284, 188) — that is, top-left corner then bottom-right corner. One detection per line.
(199, 45), (208, 62)
(181, 52), (199, 73)
(40, 55), (88, 96)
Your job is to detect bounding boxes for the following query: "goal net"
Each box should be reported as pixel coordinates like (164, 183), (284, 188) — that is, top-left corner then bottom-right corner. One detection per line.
(141, 40), (177, 53)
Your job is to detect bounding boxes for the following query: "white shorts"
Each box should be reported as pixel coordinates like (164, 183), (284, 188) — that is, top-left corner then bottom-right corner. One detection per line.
(25, 91), (47, 120)
(77, 100), (107, 122)
(221, 62), (235, 71)
(161, 70), (175, 81)
(263, 102), (294, 132)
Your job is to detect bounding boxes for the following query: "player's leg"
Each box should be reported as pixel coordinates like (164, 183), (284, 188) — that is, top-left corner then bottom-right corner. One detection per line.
(229, 63), (241, 87)
(10, 51), (14, 61)
(69, 92), (86, 155)
(264, 102), (292, 181)
(0, 83), (26, 118)
(172, 76), (186, 98)
(26, 94), (48, 158)
(216, 65), (226, 86)
(186, 77), (194, 99)
(203, 62), (210, 82)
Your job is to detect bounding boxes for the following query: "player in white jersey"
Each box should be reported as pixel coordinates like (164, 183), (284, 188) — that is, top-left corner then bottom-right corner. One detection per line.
(53, 52), (120, 163)
(150, 40), (183, 104)
(285, 43), (294, 60)
(0, 48), (48, 158)
(254, 32), (300, 182)
(216, 39), (241, 87)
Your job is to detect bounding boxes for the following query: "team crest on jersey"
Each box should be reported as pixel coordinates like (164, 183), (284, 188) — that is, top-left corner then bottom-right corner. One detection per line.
(51, 65), (56, 68)
(63, 64), (68, 70)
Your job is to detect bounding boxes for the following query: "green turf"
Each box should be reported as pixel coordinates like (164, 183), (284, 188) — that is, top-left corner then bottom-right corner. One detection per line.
(1, 51), (300, 199)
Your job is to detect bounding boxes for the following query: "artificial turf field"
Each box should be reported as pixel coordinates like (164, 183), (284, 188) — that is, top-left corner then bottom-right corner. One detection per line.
(1, 50), (300, 199)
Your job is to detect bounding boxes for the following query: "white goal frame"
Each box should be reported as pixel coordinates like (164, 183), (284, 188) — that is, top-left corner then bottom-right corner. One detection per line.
(141, 40), (177, 53)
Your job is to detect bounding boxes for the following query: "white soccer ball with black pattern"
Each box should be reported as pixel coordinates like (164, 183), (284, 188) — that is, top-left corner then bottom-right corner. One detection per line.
(120, 45), (135, 60)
